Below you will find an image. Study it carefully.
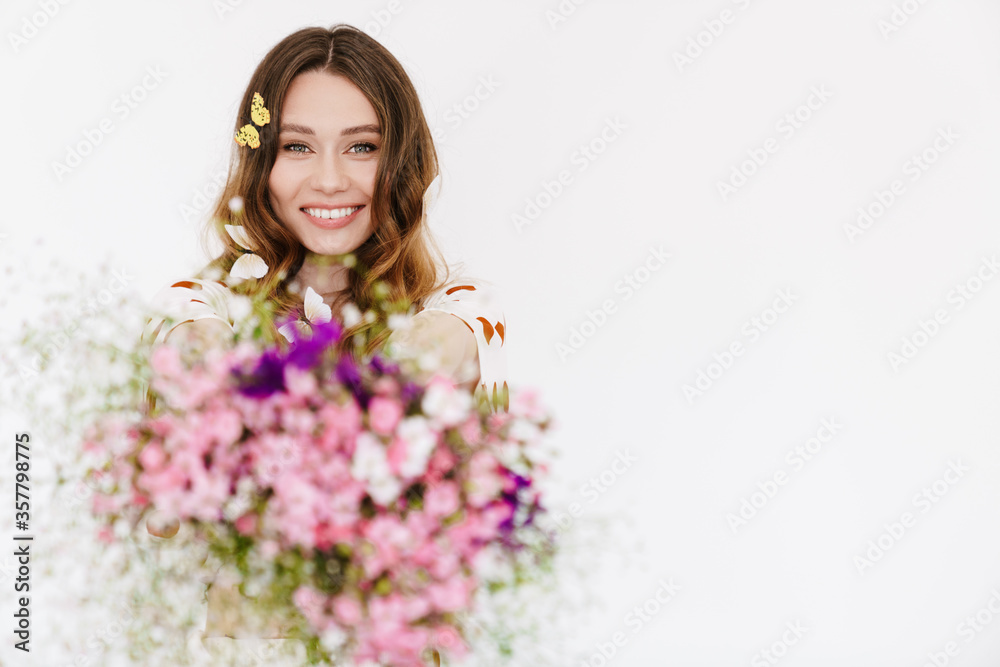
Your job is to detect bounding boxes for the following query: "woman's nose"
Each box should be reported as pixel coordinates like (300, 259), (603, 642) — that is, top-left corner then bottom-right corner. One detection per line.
(311, 155), (350, 193)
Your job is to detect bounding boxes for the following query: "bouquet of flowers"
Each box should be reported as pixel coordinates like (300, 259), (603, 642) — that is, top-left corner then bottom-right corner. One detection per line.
(77, 280), (557, 665)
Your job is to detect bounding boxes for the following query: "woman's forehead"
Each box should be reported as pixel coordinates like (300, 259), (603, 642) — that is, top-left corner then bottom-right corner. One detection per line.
(280, 71), (378, 128)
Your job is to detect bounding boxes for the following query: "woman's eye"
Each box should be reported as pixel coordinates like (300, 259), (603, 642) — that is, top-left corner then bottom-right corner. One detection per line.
(349, 142), (378, 155)
(283, 143), (309, 153)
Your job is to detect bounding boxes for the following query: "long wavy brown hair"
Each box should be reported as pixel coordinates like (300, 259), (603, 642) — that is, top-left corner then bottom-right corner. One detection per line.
(194, 24), (463, 359)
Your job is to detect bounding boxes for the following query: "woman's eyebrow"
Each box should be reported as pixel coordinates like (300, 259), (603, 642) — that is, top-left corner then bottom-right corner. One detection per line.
(278, 123), (381, 136)
(279, 123), (314, 135)
(341, 123), (380, 136)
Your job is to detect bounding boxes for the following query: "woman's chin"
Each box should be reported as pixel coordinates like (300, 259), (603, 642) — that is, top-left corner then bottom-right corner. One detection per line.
(303, 243), (354, 258)
(303, 238), (372, 259)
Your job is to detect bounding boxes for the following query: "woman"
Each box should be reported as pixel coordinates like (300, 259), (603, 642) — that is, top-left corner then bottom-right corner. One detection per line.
(142, 23), (509, 654)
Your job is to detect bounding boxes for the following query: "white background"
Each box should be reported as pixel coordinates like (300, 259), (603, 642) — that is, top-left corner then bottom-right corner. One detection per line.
(2, 0), (1000, 665)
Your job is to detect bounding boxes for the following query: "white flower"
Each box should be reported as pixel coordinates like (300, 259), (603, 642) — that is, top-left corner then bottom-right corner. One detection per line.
(417, 350), (443, 373)
(227, 294), (253, 322)
(225, 224), (268, 279)
(472, 543), (513, 583)
(320, 625), (349, 653)
(422, 382), (472, 428)
(229, 294), (259, 341)
(221, 477), (258, 523)
(203, 265), (224, 282)
(351, 432), (402, 505)
(228, 196), (244, 213)
(509, 419), (542, 446)
(386, 312), (411, 332)
(352, 433), (388, 479)
(341, 303), (362, 328)
(367, 475), (403, 506)
(396, 416), (438, 477)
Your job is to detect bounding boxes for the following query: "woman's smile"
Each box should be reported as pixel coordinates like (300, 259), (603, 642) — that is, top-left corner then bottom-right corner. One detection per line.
(300, 204), (365, 229)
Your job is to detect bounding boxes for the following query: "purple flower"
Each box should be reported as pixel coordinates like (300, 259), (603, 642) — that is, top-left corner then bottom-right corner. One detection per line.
(505, 471), (532, 491)
(234, 349), (286, 398)
(400, 380), (421, 404)
(288, 320), (342, 370)
(369, 354), (400, 376)
(335, 356), (369, 408)
(232, 317), (344, 397)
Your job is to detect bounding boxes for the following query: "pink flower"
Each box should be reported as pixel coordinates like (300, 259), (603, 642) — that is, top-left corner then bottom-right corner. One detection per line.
(428, 550), (461, 579)
(138, 464), (186, 499)
(482, 502), (515, 534)
(402, 510), (436, 543)
(91, 492), (122, 515)
(386, 435), (408, 476)
(333, 595), (364, 626)
(313, 520), (355, 551)
(465, 450), (503, 507)
(368, 396), (403, 436)
(131, 490), (150, 507)
(138, 443), (167, 471)
(510, 386), (546, 421)
(280, 402), (317, 436)
(423, 481), (460, 519)
(150, 344), (182, 377)
(81, 439), (103, 456)
(234, 512), (258, 535)
(401, 586), (433, 621)
(293, 585), (331, 630)
(425, 446), (457, 480)
(148, 416), (174, 438)
(205, 407), (243, 447)
(444, 513), (485, 557)
(363, 515), (415, 576)
(319, 401), (362, 444)
(372, 375), (399, 397)
(458, 414), (482, 446)
(431, 624), (468, 659)
(425, 576), (475, 613)
(260, 539), (279, 559)
(284, 364), (318, 398)
(355, 621), (431, 667)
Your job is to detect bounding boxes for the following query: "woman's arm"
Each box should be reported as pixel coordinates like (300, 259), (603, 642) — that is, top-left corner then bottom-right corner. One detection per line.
(385, 310), (480, 393)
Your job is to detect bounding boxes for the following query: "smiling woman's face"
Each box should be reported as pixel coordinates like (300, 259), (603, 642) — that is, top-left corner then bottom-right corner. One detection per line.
(268, 70), (381, 256)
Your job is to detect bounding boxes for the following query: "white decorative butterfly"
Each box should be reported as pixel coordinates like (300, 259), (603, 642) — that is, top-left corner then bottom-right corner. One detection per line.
(225, 224), (268, 279)
(278, 286), (333, 342)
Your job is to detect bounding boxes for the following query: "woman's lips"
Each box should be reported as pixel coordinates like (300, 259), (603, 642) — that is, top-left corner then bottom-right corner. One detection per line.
(300, 205), (364, 229)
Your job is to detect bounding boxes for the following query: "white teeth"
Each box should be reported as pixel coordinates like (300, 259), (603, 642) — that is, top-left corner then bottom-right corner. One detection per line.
(304, 206), (361, 220)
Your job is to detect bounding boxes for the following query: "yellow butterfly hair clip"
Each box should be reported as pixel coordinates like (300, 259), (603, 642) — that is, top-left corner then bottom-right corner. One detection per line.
(234, 92), (271, 149)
